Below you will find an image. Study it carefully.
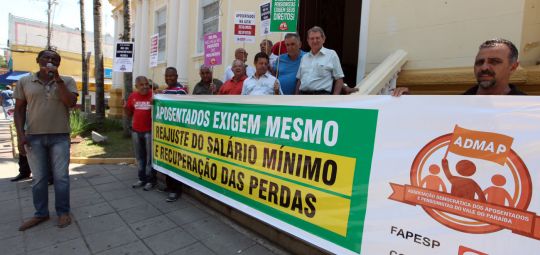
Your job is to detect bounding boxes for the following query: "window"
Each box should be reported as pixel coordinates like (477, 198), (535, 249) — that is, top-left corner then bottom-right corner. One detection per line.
(198, 0), (219, 53)
(155, 7), (167, 62)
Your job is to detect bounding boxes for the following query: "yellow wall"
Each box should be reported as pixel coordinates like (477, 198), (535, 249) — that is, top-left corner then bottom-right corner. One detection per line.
(11, 45), (113, 78)
(366, 0), (529, 71)
(521, 0), (540, 66)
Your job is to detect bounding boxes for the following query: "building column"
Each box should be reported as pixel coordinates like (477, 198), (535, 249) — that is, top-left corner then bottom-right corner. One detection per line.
(166, 0), (179, 67)
(356, 0), (372, 84)
(112, 9), (124, 89)
(139, 0), (150, 76)
(109, 7), (125, 119)
(175, 0), (190, 85)
(133, 0), (142, 77)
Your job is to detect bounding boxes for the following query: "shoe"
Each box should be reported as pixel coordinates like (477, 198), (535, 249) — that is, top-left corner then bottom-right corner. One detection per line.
(132, 181), (145, 188)
(57, 214), (71, 228)
(11, 174), (30, 182)
(18, 216), (50, 231)
(143, 182), (155, 191)
(166, 192), (179, 202)
(48, 179), (54, 185)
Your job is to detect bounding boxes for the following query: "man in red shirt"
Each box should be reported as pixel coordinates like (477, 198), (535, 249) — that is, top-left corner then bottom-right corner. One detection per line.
(218, 60), (247, 95)
(125, 76), (156, 190)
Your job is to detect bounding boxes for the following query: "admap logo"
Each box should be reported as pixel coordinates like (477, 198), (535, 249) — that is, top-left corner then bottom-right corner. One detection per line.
(389, 125), (540, 239)
(458, 245), (488, 255)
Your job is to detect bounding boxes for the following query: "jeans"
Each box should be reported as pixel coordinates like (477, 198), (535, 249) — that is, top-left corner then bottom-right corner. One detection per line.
(25, 133), (70, 217)
(132, 131), (155, 183)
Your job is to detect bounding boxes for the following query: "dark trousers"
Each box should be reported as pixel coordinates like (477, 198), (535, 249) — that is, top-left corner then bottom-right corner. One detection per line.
(299, 90), (332, 95)
(19, 155), (31, 176)
(166, 175), (183, 194)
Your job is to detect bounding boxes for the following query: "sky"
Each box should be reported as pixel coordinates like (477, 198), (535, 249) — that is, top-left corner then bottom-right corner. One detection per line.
(0, 0), (115, 52)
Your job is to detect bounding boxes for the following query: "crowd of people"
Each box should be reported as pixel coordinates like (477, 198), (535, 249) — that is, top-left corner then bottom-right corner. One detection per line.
(5, 21), (526, 232)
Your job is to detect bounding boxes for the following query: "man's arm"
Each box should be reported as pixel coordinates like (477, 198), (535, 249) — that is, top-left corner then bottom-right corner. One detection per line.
(295, 79), (301, 95)
(14, 99), (28, 156)
(332, 78), (344, 95)
(56, 78), (78, 107)
(47, 66), (77, 107)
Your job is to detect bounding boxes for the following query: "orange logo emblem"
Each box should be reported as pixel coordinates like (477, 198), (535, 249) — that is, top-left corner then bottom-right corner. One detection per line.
(389, 125), (540, 239)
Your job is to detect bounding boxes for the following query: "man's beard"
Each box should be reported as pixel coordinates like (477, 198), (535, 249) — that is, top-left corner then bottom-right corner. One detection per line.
(477, 70), (496, 89)
(478, 79), (496, 89)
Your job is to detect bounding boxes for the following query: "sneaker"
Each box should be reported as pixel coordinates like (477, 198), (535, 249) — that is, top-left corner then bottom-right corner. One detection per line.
(132, 181), (145, 188)
(143, 182), (155, 191)
(166, 192), (179, 202)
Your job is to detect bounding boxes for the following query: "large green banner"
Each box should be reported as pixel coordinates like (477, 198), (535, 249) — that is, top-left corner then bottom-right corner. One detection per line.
(152, 95), (378, 254)
(270, 0), (299, 32)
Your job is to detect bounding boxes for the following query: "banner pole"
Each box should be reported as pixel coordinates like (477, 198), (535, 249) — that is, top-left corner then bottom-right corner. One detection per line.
(443, 125), (458, 159)
(275, 33), (284, 78)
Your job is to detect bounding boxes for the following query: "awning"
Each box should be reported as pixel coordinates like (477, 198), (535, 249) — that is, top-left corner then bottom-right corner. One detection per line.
(0, 71), (30, 85)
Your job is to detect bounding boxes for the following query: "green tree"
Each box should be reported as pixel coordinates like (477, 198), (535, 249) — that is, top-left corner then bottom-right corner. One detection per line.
(93, 0), (105, 128)
(0, 55), (6, 68)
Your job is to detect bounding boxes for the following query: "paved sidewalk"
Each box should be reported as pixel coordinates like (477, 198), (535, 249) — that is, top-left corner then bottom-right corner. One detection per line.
(0, 109), (290, 255)
(0, 118), (14, 159)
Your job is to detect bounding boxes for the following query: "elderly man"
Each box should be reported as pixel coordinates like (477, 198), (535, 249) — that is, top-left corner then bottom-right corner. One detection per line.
(219, 60), (248, 95)
(15, 49), (78, 230)
(273, 33), (306, 95)
(223, 48), (255, 81)
(295, 26), (345, 95)
(392, 38), (525, 96)
(193, 65), (223, 95)
(260, 39), (278, 69)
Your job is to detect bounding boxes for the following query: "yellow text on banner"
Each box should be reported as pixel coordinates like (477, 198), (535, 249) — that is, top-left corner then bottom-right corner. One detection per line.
(154, 141), (352, 236)
(153, 122), (357, 197)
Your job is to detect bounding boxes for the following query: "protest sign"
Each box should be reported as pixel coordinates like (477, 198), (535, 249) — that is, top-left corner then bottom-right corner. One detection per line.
(234, 12), (256, 43)
(260, 3), (271, 35)
(153, 95), (540, 254)
(270, 0), (298, 32)
(149, 34), (159, 67)
(204, 32), (222, 66)
(113, 42), (133, 72)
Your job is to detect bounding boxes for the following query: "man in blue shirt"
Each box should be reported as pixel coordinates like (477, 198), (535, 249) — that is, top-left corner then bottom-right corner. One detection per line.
(273, 33), (305, 95)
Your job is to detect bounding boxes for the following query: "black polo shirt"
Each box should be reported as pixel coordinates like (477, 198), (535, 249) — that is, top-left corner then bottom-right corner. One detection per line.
(463, 84), (527, 95)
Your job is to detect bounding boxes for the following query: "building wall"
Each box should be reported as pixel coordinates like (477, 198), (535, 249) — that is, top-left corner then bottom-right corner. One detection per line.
(365, 0), (531, 72)
(8, 14), (114, 90)
(11, 45), (112, 78)
(521, 0), (540, 66)
(9, 14), (115, 62)
(129, 0), (283, 91)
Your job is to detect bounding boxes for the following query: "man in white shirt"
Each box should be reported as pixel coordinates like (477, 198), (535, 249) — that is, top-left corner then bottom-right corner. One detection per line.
(295, 26), (345, 95)
(223, 48), (255, 81)
(242, 52), (282, 95)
